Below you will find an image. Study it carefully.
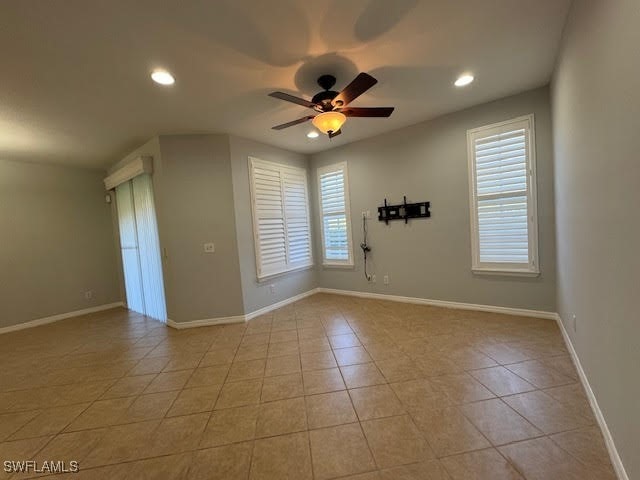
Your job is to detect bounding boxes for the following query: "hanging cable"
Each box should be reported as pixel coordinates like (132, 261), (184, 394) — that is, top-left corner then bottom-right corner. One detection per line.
(360, 214), (372, 281)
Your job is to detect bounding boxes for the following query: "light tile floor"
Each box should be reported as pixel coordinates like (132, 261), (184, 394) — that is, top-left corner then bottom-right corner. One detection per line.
(0, 294), (617, 479)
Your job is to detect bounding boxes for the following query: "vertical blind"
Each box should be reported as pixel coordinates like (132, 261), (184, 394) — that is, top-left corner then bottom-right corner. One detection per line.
(318, 163), (352, 264)
(115, 174), (167, 321)
(250, 158), (312, 279)
(115, 181), (145, 315)
(468, 115), (538, 271)
(131, 174), (167, 322)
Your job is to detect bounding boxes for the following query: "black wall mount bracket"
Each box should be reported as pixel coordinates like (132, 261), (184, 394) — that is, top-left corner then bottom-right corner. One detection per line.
(378, 196), (431, 224)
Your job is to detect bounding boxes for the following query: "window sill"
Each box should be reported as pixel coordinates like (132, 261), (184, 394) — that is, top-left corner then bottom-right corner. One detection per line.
(322, 262), (355, 269)
(472, 268), (540, 278)
(257, 264), (314, 282)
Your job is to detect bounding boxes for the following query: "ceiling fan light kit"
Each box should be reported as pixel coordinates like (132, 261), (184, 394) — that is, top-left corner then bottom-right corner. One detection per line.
(312, 111), (346, 136)
(269, 72), (394, 138)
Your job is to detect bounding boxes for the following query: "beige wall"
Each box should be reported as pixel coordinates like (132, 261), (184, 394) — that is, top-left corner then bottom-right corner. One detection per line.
(229, 136), (318, 314)
(552, 0), (639, 476)
(157, 135), (245, 321)
(310, 87), (556, 312)
(0, 159), (120, 328)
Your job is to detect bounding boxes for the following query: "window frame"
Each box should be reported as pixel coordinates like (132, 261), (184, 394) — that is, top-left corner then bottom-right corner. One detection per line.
(317, 161), (354, 267)
(467, 114), (540, 276)
(249, 156), (314, 281)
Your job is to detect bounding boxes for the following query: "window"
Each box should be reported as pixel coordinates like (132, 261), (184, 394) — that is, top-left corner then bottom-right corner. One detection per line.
(467, 114), (539, 275)
(249, 157), (313, 279)
(317, 162), (353, 266)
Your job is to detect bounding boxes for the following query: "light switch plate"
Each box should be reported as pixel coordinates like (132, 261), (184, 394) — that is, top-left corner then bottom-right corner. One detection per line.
(204, 243), (215, 253)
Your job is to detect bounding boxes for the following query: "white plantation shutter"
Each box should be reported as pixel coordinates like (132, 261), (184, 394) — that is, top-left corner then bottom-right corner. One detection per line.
(252, 161), (287, 276)
(318, 162), (353, 265)
(467, 115), (539, 274)
(249, 157), (312, 278)
(283, 168), (312, 266)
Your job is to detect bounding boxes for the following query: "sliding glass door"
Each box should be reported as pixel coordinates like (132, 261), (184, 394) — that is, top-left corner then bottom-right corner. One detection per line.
(115, 174), (167, 322)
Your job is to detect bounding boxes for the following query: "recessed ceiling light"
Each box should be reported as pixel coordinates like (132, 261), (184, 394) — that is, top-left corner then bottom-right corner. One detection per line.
(151, 70), (175, 85)
(454, 74), (474, 87)
(307, 131), (319, 139)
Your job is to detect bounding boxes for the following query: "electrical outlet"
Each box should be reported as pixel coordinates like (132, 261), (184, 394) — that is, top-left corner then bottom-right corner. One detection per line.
(383, 275), (389, 285)
(371, 274), (376, 283)
(269, 284), (276, 294)
(572, 314), (577, 333)
(362, 210), (371, 219)
(84, 290), (94, 300)
(203, 243), (215, 253)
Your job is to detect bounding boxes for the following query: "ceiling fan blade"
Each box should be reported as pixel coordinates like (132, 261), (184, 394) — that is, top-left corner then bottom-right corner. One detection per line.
(269, 92), (317, 109)
(328, 129), (342, 139)
(271, 116), (314, 130)
(331, 72), (378, 107)
(341, 107), (394, 117)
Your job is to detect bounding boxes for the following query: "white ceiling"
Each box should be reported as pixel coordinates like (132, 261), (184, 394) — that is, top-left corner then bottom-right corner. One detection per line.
(0, 0), (572, 169)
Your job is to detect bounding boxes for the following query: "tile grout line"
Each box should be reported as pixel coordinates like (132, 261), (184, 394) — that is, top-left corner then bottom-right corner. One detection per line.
(1, 295), (616, 479)
(6, 330), (170, 470)
(341, 317), (382, 475)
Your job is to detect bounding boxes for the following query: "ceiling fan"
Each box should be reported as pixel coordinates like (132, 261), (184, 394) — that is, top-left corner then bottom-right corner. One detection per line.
(269, 73), (394, 139)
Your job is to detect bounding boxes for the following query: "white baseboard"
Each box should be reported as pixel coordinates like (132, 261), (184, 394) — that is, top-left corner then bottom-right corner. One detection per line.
(555, 314), (629, 480)
(0, 302), (125, 335)
(166, 315), (245, 329)
(166, 288), (320, 329)
(317, 288), (556, 320)
(244, 288), (320, 321)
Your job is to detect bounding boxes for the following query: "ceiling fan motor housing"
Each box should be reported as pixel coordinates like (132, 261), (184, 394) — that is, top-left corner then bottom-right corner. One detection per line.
(312, 90), (339, 110)
(313, 75), (340, 110)
(317, 74), (336, 91)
